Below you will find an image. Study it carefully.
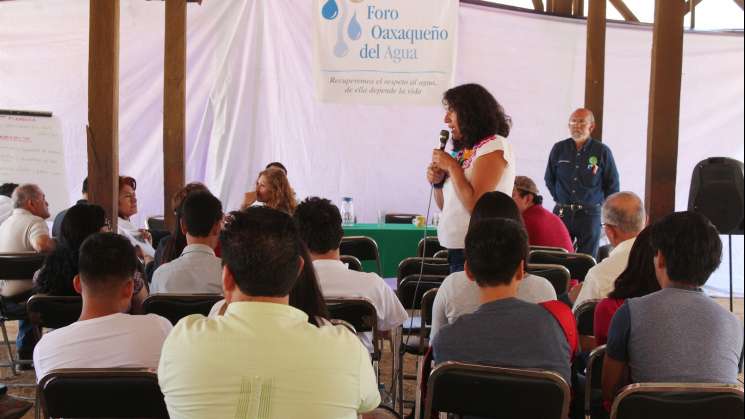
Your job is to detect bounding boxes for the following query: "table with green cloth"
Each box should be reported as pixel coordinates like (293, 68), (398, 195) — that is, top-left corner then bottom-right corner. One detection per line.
(342, 223), (437, 278)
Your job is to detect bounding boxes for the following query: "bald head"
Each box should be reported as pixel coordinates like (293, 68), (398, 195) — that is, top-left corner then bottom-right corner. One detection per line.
(602, 192), (645, 245)
(568, 108), (596, 143)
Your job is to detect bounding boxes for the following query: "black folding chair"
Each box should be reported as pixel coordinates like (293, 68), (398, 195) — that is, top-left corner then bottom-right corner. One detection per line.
(416, 237), (445, 258)
(395, 276), (444, 415)
(528, 250), (597, 282)
(142, 293), (223, 325)
(38, 368), (169, 418)
(585, 345), (606, 419)
(575, 299), (600, 352)
(26, 295), (82, 335)
(530, 245), (569, 253)
(526, 263), (572, 295)
(597, 244), (613, 263)
(340, 254), (363, 272)
(385, 214), (419, 224)
(325, 297), (381, 364)
(0, 252), (45, 374)
(424, 362), (571, 419)
(432, 249), (448, 260)
(610, 382), (744, 419)
(396, 257), (449, 288)
(340, 236), (382, 275)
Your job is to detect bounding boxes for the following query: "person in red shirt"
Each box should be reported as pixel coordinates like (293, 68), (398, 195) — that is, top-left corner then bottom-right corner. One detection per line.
(512, 176), (574, 252)
(593, 226), (659, 345)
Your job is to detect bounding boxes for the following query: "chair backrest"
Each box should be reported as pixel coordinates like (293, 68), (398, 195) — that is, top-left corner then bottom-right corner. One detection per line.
(340, 236), (381, 274)
(597, 244), (613, 263)
(339, 254), (363, 272)
(26, 295), (82, 330)
(0, 253), (46, 280)
(146, 216), (166, 231)
(585, 345), (606, 416)
(142, 293), (223, 325)
(574, 299), (600, 336)
(416, 236), (445, 258)
(326, 297), (380, 359)
(432, 249), (448, 260)
(384, 213), (419, 224)
(530, 245), (569, 253)
(526, 263), (571, 295)
(38, 368), (168, 418)
(610, 383), (744, 419)
(397, 275), (445, 310)
(424, 362), (571, 419)
(528, 250), (597, 282)
(396, 257), (449, 287)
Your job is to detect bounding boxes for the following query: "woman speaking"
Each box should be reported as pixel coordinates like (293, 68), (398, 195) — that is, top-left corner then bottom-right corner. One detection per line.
(427, 84), (516, 273)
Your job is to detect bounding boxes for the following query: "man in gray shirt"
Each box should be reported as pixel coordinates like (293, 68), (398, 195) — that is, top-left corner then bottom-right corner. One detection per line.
(603, 211), (744, 404)
(432, 218), (573, 385)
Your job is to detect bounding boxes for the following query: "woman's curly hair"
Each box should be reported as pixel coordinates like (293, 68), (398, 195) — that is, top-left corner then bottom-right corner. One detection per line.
(443, 83), (510, 150)
(258, 167), (297, 214)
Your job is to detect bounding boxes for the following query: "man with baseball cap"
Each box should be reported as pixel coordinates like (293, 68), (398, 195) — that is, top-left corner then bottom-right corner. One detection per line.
(512, 175), (573, 252)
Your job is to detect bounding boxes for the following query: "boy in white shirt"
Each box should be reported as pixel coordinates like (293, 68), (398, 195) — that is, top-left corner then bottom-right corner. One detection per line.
(33, 233), (172, 381)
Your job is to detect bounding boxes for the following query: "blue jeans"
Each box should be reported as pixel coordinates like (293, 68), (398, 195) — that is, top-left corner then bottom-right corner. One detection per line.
(554, 206), (601, 258)
(447, 249), (465, 274)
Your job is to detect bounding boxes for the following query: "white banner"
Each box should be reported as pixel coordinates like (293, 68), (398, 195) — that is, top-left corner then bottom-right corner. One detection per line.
(313, 0), (458, 105)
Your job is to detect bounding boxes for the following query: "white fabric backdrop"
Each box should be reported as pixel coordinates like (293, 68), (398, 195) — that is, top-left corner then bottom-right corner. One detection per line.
(1, 0), (742, 294)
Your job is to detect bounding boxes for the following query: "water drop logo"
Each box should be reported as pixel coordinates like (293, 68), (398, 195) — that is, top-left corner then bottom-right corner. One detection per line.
(347, 12), (362, 40)
(322, 0), (339, 20)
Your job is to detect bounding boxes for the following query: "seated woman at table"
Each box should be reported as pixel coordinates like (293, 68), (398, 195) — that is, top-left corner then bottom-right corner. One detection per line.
(34, 203), (148, 311)
(241, 166), (297, 214)
(427, 83), (515, 273)
(117, 175), (156, 262)
(593, 226), (659, 346)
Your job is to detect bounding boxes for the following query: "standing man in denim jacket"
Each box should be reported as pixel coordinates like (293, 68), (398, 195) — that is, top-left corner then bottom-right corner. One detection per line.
(545, 109), (620, 258)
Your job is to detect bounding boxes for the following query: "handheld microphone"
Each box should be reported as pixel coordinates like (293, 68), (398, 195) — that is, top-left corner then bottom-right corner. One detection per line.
(439, 129), (449, 150)
(433, 130), (450, 188)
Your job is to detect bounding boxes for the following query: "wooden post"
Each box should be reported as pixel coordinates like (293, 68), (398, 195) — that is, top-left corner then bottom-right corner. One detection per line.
(163, 0), (187, 231)
(584, 0), (606, 140)
(551, 0), (574, 15)
(645, 0), (685, 222)
(88, 0), (120, 231)
(573, 0), (585, 17)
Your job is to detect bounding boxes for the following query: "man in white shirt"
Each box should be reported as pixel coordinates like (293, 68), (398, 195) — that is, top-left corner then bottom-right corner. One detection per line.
(158, 207), (379, 419)
(151, 191), (223, 294)
(430, 191), (557, 340)
(0, 183), (18, 225)
(293, 197), (408, 352)
(573, 191), (645, 310)
(33, 233), (172, 381)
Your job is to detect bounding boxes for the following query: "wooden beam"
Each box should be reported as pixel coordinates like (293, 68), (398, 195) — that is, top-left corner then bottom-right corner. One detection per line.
(685, 0), (704, 15)
(532, 0), (545, 12)
(584, 0), (606, 140)
(609, 0), (639, 22)
(163, 0), (187, 231)
(573, 0), (585, 17)
(88, 0), (120, 231)
(645, 0), (685, 223)
(550, 0), (573, 15)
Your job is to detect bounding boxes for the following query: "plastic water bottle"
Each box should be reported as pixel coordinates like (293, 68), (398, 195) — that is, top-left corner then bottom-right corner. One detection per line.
(341, 197), (355, 226)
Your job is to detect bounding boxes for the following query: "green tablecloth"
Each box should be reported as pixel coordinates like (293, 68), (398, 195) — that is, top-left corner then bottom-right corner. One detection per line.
(342, 223), (437, 278)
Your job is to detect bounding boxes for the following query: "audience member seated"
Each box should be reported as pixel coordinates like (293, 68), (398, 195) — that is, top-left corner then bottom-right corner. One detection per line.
(593, 226), (659, 346)
(512, 175), (573, 252)
(153, 182), (210, 274)
(34, 203), (148, 310)
(158, 207), (379, 418)
(116, 176), (155, 261)
(293, 197), (408, 352)
(240, 166), (297, 214)
(431, 191), (557, 340)
(602, 211), (744, 405)
(0, 182), (18, 225)
(0, 183), (56, 364)
(33, 233), (172, 381)
(431, 218), (574, 385)
(51, 177), (88, 238)
(151, 191), (223, 294)
(573, 192), (645, 309)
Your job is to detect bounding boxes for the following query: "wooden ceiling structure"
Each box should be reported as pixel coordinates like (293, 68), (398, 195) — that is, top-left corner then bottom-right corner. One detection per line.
(85, 0), (743, 231)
